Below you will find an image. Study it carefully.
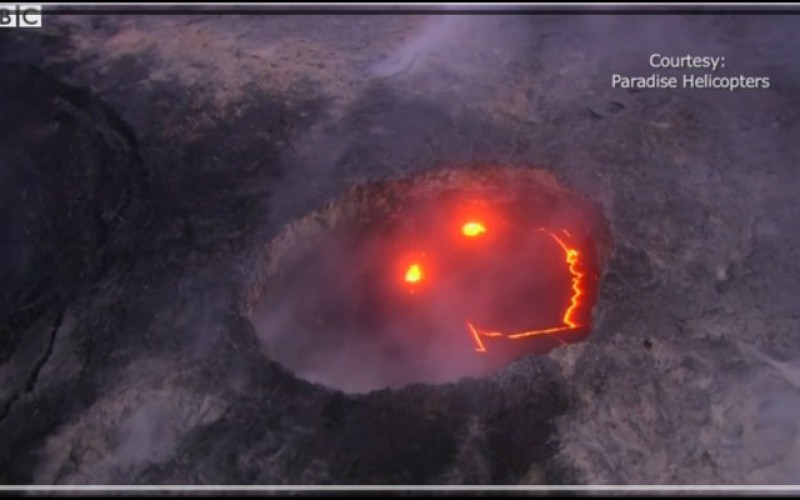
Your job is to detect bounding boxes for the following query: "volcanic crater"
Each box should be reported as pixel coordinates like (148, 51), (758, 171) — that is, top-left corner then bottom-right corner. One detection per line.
(247, 167), (611, 392)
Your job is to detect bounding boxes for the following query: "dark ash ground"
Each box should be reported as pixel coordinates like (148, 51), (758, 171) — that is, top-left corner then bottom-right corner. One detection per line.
(1, 13), (800, 485)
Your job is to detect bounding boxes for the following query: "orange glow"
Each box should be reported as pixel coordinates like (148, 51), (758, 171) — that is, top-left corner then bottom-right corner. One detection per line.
(462, 221), (487, 238)
(405, 263), (423, 284)
(546, 230), (583, 329)
(467, 228), (586, 353)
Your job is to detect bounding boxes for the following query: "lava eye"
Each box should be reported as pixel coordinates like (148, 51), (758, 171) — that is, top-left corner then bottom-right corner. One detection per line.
(404, 263), (423, 283)
(461, 221), (486, 238)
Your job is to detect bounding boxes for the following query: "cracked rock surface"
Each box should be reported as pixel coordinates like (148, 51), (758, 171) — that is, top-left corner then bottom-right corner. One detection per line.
(1, 13), (799, 485)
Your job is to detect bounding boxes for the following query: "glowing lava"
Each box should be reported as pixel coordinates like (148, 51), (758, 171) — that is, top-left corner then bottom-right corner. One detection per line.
(462, 221), (487, 238)
(467, 228), (586, 353)
(405, 263), (423, 284)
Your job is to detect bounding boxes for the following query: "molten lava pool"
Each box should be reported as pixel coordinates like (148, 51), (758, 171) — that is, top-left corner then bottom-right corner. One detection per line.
(248, 167), (610, 393)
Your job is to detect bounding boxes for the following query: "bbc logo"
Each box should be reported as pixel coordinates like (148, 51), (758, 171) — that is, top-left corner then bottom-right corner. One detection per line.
(0, 4), (42, 28)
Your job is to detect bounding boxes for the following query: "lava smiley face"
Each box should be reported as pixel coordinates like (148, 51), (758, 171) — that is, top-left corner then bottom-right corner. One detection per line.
(395, 197), (596, 361)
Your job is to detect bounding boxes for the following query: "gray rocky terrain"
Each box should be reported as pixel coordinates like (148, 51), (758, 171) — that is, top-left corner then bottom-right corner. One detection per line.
(1, 11), (799, 486)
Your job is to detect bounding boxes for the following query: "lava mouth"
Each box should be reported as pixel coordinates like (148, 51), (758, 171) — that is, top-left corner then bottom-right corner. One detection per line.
(465, 227), (589, 354)
(247, 167), (610, 392)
